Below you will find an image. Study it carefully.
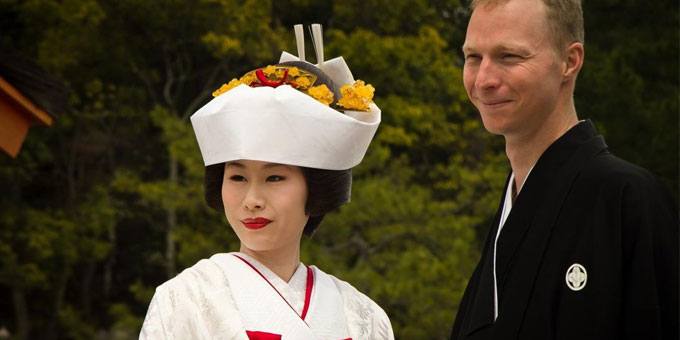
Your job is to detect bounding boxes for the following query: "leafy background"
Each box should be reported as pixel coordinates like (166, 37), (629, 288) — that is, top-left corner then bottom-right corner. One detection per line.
(0, 0), (677, 339)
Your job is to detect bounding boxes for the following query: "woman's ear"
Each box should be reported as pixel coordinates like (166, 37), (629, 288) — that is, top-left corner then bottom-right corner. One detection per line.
(562, 42), (584, 82)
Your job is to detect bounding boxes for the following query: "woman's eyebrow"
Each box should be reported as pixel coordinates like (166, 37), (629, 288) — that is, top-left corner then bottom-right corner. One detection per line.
(225, 162), (244, 168)
(263, 163), (290, 170)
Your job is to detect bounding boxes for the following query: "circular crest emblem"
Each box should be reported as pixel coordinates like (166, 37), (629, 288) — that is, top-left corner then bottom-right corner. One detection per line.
(565, 263), (587, 291)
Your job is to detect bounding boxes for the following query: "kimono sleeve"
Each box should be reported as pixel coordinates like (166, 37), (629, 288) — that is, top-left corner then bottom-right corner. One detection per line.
(620, 175), (678, 340)
(331, 275), (395, 340)
(137, 258), (249, 340)
(139, 287), (169, 339)
(369, 300), (395, 340)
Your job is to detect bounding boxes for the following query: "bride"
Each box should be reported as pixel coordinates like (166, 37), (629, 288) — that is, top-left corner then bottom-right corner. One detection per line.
(140, 24), (394, 340)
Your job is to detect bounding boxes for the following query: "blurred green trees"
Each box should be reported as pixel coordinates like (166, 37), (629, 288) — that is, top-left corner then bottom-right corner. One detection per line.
(0, 0), (676, 339)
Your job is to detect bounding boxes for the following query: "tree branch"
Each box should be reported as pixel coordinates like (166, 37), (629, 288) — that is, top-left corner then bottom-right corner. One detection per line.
(129, 59), (158, 104)
(182, 62), (227, 120)
(163, 50), (175, 109)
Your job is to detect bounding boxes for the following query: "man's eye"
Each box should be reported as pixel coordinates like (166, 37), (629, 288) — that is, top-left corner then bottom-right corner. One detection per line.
(465, 54), (481, 62)
(229, 175), (246, 182)
(267, 175), (285, 182)
(501, 54), (522, 61)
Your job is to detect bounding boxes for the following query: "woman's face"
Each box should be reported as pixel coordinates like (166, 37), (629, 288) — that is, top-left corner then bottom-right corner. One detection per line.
(221, 160), (309, 255)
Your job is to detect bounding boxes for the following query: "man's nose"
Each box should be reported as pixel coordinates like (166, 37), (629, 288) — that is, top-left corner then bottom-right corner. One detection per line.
(475, 58), (501, 90)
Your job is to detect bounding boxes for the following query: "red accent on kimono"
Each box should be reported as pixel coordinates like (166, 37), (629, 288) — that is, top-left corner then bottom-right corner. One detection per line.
(246, 330), (281, 340)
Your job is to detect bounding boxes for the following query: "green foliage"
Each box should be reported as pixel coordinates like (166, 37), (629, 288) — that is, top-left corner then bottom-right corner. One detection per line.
(0, 0), (675, 339)
(577, 0), (679, 197)
(108, 303), (143, 340)
(58, 305), (96, 340)
(305, 175), (482, 338)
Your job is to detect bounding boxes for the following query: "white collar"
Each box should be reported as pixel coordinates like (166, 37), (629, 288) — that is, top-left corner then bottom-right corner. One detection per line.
(234, 252), (308, 314)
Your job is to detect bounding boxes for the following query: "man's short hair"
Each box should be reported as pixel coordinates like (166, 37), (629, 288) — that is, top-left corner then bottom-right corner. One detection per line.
(470, 0), (584, 50)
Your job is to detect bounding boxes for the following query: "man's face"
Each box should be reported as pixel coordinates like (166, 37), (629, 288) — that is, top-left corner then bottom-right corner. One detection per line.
(462, 0), (565, 137)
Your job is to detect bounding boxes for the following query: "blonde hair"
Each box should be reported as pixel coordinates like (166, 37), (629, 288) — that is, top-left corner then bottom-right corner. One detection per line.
(470, 0), (584, 50)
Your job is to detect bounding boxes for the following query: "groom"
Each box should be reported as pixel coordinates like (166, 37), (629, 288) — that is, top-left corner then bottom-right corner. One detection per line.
(450, 0), (678, 339)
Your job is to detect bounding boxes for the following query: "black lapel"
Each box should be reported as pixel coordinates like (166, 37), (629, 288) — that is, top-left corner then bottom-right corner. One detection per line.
(494, 121), (603, 287)
(462, 172), (512, 335)
(491, 120), (609, 337)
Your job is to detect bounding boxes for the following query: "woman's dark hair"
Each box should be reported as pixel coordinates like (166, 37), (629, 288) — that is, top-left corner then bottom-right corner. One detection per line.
(205, 164), (351, 235)
(204, 60), (351, 235)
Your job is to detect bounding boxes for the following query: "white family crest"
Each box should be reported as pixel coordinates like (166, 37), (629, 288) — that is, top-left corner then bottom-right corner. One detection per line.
(565, 263), (587, 291)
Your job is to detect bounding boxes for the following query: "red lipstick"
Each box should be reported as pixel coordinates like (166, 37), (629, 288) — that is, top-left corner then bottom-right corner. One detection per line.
(241, 217), (272, 230)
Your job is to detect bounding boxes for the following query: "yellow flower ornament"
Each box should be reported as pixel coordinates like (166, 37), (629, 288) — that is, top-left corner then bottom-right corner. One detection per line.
(212, 65), (375, 112)
(337, 80), (375, 111)
(307, 84), (334, 106)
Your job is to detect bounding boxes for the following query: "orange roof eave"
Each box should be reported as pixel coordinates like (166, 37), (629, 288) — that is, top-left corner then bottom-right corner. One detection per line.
(0, 76), (54, 126)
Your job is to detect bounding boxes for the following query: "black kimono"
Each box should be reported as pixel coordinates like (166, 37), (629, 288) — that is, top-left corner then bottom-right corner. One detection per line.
(451, 120), (678, 340)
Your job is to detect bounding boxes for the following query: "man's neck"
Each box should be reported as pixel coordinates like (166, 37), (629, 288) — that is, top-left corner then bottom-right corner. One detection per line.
(505, 111), (578, 192)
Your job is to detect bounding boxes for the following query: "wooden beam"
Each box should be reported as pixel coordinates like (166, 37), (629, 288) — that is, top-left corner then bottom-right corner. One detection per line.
(0, 76), (53, 126)
(0, 96), (30, 157)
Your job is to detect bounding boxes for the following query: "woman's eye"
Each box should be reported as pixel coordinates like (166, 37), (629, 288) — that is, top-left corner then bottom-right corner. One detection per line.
(229, 175), (246, 182)
(267, 175), (285, 182)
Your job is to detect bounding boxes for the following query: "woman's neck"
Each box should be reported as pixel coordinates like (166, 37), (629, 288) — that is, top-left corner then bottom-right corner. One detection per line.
(239, 244), (301, 282)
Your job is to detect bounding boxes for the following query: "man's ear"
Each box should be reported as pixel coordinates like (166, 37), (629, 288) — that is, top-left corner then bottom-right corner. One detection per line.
(562, 42), (584, 82)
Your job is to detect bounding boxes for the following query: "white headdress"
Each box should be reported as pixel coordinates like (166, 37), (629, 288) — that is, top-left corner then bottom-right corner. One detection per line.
(190, 24), (380, 170)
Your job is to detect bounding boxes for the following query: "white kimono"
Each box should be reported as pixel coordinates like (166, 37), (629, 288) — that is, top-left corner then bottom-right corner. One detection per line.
(140, 253), (394, 339)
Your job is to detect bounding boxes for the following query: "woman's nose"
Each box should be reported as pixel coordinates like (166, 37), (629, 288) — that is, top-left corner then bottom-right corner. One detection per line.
(243, 185), (265, 211)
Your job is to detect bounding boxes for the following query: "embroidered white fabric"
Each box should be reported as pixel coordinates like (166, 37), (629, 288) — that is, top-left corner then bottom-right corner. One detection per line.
(139, 254), (394, 340)
(233, 253), (309, 316)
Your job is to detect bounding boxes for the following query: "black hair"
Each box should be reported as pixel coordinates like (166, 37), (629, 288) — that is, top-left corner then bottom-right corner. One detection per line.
(204, 164), (351, 235)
